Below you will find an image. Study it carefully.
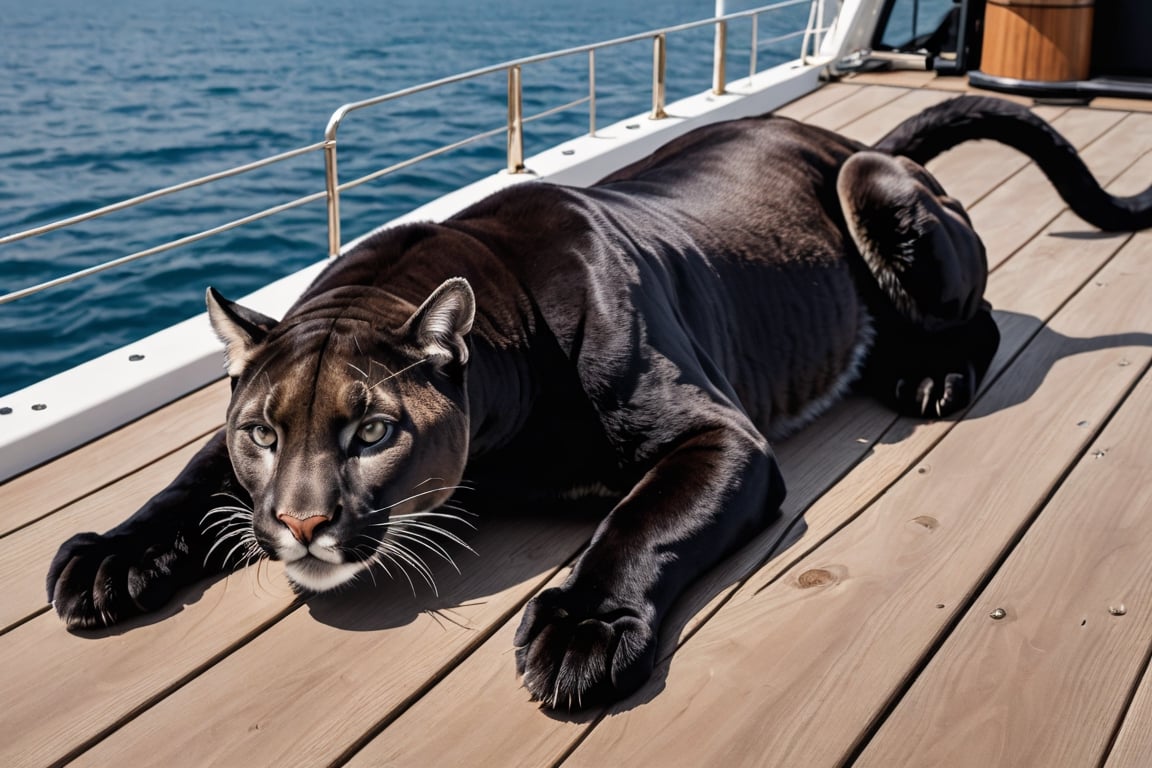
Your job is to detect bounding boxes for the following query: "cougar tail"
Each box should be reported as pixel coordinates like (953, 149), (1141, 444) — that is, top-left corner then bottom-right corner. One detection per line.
(874, 96), (1152, 232)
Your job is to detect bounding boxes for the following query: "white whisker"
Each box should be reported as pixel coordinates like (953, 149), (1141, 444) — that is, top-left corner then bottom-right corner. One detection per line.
(202, 511), (252, 535)
(242, 543), (264, 571)
(375, 549), (417, 596)
(369, 356), (429, 390)
(389, 528), (461, 572)
(369, 485), (469, 514)
(367, 551), (394, 581)
(204, 524), (254, 567)
(386, 512), (475, 531)
(200, 504), (247, 526)
(379, 541), (438, 595)
(221, 537), (255, 570)
(381, 539), (436, 586)
(210, 491), (252, 507)
(352, 535), (400, 586)
(386, 520), (476, 553)
(439, 502), (478, 517)
(388, 508), (472, 522)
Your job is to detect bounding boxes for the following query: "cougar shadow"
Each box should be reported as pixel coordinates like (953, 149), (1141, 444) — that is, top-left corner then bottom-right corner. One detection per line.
(303, 495), (609, 633)
(965, 308), (1152, 418)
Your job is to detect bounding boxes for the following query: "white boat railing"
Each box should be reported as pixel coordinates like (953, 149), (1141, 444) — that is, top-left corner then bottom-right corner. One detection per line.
(0, 0), (829, 308)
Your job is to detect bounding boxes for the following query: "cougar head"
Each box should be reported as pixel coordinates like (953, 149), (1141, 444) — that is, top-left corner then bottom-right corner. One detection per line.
(205, 277), (475, 592)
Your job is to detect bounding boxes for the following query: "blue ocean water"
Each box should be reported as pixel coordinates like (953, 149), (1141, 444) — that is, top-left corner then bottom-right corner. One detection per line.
(0, 0), (807, 396)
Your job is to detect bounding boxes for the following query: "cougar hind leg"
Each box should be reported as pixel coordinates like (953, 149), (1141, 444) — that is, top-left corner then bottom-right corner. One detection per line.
(839, 151), (1000, 417)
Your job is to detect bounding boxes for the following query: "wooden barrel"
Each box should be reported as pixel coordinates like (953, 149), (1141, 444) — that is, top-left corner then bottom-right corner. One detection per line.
(981, 0), (1095, 82)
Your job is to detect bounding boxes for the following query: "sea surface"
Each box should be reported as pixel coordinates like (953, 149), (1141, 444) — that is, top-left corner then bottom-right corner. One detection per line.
(0, 0), (808, 396)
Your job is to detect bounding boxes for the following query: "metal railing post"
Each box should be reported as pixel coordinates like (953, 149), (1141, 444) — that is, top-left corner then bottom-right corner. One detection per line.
(714, 0), (727, 95)
(588, 49), (597, 136)
(814, 0), (827, 52)
(651, 34), (667, 119)
(324, 139), (342, 258)
(713, 21), (728, 94)
(801, 0), (819, 64)
(507, 65), (525, 173)
(750, 14), (759, 80)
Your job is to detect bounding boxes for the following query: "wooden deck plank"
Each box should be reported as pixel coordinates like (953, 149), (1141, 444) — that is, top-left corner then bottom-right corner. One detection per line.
(855, 236), (1152, 767)
(835, 87), (954, 145)
(1092, 96), (1152, 114)
(921, 74), (975, 92)
(788, 84), (914, 131)
(558, 172), (1146, 766)
(1105, 635), (1152, 767)
(771, 82), (867, 121)
(841, 71), (1032, 102)
(842, 69), (941, 89)
(0, 379), (227, 536)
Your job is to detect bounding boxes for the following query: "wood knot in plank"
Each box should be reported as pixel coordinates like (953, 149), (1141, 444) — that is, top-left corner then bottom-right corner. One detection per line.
(911, 515), (938, 530)
(797, 568), (838, 588)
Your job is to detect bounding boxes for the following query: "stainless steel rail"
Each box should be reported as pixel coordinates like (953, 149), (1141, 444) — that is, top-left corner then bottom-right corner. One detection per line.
(1, 0), (823, 305)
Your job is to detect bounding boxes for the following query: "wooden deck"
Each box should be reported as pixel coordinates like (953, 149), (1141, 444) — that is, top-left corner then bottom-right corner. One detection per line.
(4, 76), (1152, 767)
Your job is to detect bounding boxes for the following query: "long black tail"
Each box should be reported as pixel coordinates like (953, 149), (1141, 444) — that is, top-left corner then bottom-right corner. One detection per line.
(874, 96), (1152, 232)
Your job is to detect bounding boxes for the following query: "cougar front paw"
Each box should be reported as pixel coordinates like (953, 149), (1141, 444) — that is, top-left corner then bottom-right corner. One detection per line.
(514, 586), (657, 710)
(893, 362), (976, 418)
(47, 532), (184, 629)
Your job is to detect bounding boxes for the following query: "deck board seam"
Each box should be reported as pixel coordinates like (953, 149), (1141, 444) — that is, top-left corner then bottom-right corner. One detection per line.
(0, 606), (50, 640)
(52, 600), (303, 768)
(1100, 558), (1152, 768)
(0, 421), (224, 542)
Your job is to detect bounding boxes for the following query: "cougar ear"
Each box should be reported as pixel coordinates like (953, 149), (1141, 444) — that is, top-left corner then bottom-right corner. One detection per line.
(205, 287), (278, 378)
(400, 277), (476, 368)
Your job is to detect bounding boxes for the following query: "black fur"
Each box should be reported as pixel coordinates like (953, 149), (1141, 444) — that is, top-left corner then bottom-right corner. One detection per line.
(47, 96), (1152, 709)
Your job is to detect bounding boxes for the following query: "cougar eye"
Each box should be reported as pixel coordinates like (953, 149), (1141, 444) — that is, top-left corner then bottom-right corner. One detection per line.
(356, 419), (394, 446)
(249, 424), (277, 449)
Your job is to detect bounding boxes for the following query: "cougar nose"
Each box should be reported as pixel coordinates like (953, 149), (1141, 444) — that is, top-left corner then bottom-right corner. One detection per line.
(277, 513), (329, 544)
